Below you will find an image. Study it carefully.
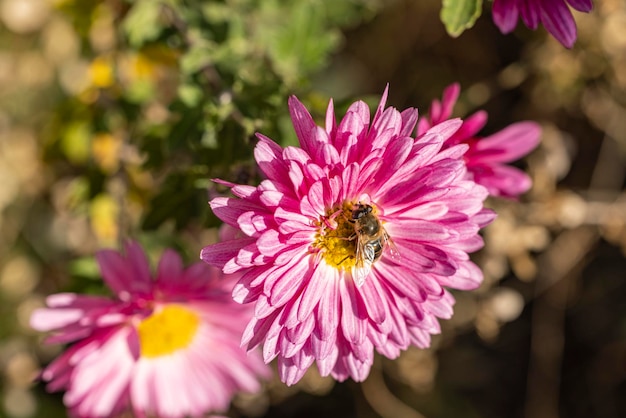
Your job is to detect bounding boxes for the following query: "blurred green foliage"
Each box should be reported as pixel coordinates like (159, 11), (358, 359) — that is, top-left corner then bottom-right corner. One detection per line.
(4, 0), (626, 417)
(47, 0), (383, 240)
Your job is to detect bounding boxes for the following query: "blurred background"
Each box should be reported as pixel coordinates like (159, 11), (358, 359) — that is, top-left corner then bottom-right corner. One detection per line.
(1, 0), (626, 417)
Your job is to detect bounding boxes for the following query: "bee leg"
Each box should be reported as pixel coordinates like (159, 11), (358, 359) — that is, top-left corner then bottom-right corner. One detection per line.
(337, 254), (354, 265)
(335, 233), (357, 241)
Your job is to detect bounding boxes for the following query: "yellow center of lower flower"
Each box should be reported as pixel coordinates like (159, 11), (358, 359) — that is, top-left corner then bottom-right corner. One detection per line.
(137, 305), (200, 358)
(313, 202), (360, 270)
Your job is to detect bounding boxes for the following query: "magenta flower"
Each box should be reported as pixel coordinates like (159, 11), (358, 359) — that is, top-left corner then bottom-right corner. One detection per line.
(31, 242), (269, 418)
(492, 0), (593, 48)
(418, 83), (541, 199)
(201, 87), (495, 385)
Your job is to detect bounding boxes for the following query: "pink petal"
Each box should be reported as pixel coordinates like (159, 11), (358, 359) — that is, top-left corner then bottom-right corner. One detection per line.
(334, 108), (369, 154)
(567, 0), (592, 12)
(95, 250), (133, 297)
(316, 267), (340, 340)
(371, 109), (402, 148)
(372, 83), (389, 126)
(318, 346), (339, 376)
(124, 241), (152, 291)
(440, 83), (460, 122)
(520, 0), (540, 29)
(492, 0), (520, 33)
(399, 108), (419, 137)
(437, 260), (484, 290)
(421, 119), (463, 146)
(288, 95), (321, 155)
(357, 275), (388, 324)
(286, 314), (316, 345)
(344, 350), (372, 382)
(277, 355), (307, 386)
(65, 328), (134, 416)
(241, 312), (277, 350)
(374, 263), (427, 303)
(474, 164), (533, 197)
(200, 238), (255, 269)
(454, 110), (488, 141)
(232, 279), (264, 304)
(539, 0), (577, 48)
(268, 258), (310, 307)
(155, 249), (183, 285)
(210, 196), (263, 228)
(325, 98), (336, 136)
(47, 293), (114, 309)
(30, 307), (85, 331)
(311, 332), (337, 360)
(473, 121), (541, 162)
(388, 219), (454, 242)
(297, 265), (330, 322)
(339, 279), (367, 345)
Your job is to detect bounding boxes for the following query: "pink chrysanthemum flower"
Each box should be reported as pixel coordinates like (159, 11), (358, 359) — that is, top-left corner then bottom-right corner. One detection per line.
(201, 87), (495, 385)
(491, 0), (593, 48)
(31, 242), (269, 418)
(418, 83), (541, 199)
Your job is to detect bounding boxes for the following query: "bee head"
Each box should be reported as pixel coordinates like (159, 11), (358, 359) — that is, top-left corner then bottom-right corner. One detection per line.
(351, 203), (373, 220)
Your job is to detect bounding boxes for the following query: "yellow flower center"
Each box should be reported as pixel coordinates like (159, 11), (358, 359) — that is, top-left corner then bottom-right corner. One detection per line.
(312, 202), (360, 270)
(137, 305), (200, 358)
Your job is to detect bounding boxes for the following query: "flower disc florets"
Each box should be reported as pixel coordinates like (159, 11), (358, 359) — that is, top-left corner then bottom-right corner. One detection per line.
(202, 86), (495, 385)
(312, 202), (360, 271)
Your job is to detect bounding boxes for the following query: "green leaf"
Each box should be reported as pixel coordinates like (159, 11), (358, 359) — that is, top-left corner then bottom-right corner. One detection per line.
(68, 257), (101, 280)
(255, 0), (342, 86)
(61, 121), (91, 164)
(123, 0), (164, 47)
(178, 84), (204, 107)
(440, 0), (483, 38)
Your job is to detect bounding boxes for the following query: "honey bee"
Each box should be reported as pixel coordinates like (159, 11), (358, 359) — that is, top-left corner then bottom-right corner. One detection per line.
(348, 203), (399, 287)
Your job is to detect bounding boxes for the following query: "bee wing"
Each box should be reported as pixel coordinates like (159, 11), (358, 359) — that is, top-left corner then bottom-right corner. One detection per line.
(353, 237), (375, 287)
(383, 229), (400, 261)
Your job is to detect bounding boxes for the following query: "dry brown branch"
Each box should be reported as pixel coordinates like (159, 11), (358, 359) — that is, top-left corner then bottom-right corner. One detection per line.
(361, 360), (427, 418)
(524, 227), (599, 418)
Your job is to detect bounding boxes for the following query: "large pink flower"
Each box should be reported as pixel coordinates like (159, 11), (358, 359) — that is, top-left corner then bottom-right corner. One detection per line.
(31, 242), (269, 418)
(492, 0), (593, 48)
(201, 87), (495, 385)
(418, 83), (541, 199)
